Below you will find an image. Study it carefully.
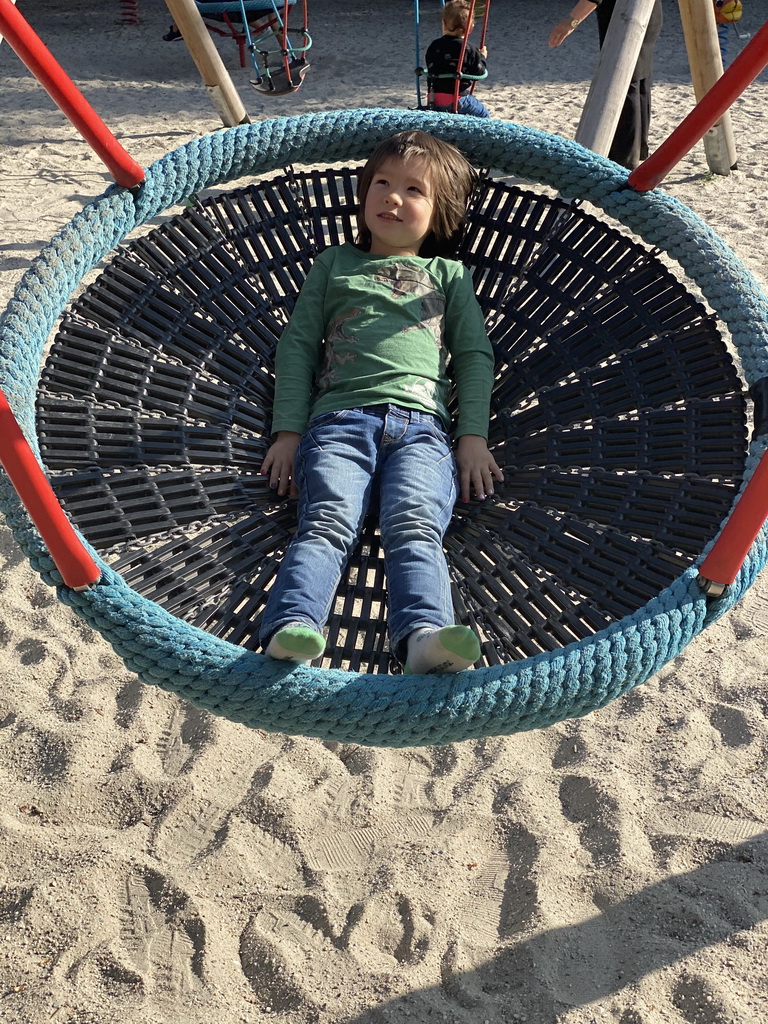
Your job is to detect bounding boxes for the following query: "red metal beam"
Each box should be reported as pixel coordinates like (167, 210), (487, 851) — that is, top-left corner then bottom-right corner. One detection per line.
(630, 18), (768, 191)
(0, 0), (144, 188)
(698, 449), (768, 590)
(0, 390), (100, 591)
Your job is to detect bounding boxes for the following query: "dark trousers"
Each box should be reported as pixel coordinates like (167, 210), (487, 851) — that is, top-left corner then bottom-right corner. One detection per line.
(609, 77), (651, 169)
(596, 0), (662, 170)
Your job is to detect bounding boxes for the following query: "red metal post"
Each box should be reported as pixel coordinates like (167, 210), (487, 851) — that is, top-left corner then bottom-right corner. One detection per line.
(629, 18), (768, 191)
(698, 449), (768, 590)
(0, 390), (101, 591)
(0, 0), (144, 188)
(453, 0), (477, 110)
(470, 0), (490, 97)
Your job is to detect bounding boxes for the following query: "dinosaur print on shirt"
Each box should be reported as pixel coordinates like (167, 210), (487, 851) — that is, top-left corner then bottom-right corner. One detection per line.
(374, 265), (446, 354)
(317, 308), (361, 391)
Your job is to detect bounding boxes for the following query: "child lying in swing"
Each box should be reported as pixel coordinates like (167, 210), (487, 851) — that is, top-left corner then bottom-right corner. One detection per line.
(260, 130), (502, 674)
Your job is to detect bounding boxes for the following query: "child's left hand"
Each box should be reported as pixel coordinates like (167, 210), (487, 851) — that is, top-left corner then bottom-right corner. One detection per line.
(456, 434), (504, 503)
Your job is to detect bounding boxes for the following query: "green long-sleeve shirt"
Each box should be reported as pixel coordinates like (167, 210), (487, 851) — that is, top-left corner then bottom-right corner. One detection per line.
(272, 243), (494, 438)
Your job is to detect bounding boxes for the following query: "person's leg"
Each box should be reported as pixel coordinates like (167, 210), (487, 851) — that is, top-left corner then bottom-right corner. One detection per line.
(378, 408), (480, 672)
(637, 77), (652, 162)
(609, 80), (643, 170)
(260, 409), (379, 658)
(457, 94), (491, 118)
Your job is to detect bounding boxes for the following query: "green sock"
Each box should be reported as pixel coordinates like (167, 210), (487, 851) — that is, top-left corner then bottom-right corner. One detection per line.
(266, 625), (325, 663)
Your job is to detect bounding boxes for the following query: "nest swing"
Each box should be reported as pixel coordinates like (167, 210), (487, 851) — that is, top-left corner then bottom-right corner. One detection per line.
(1, 109), (768, 747)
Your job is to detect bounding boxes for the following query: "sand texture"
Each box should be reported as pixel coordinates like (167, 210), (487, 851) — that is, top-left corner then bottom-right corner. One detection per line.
(1, 1), (768, 1021)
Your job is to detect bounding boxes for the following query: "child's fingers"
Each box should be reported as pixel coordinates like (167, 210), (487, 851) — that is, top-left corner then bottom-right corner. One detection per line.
(275, 461), (292, 495)
(459, 465), (472, 503)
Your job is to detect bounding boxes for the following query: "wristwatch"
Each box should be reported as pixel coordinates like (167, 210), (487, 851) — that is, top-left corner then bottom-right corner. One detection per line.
(569, 17), (580, 27)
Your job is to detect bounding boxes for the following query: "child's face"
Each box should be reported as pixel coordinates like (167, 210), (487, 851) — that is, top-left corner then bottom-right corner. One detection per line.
(364, 156), (435, 257)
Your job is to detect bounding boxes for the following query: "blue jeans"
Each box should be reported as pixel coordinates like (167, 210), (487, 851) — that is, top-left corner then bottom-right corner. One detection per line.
(260, 405), (458, 660)
(433, 94), (490, 118)
(457, 93), (490, 118)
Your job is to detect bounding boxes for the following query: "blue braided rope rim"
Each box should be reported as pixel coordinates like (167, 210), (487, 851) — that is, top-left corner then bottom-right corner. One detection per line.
(1, 109), (768, 747)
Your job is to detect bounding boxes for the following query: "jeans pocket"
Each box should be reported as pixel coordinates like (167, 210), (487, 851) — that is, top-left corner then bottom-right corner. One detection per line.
(308, 409), (352, 429)
(302, 409), (353, 453)
(422, 415), (452, 450)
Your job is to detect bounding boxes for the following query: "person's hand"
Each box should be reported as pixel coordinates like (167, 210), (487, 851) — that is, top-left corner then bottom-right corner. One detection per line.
(549, 19), (576, 47)
(456, 434), (504, 503)
(479, 45), (488, 57)
(261, 431), (301, 498)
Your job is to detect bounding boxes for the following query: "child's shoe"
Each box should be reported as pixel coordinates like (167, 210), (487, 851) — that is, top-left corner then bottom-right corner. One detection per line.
(163, 25), (183, 41)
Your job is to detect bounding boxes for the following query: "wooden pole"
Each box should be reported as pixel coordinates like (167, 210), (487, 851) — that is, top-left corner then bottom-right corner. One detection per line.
(164, 0), (250, 127)
(575, 0), (658, 157)
(677, 0), (737, 173)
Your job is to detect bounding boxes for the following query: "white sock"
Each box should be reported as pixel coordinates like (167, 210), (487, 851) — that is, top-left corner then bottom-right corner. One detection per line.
(404, 625), (481, 674)
(266, 624), (325, 663)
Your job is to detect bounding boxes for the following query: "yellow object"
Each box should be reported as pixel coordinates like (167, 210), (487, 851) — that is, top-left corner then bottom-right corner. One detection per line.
(714, 0), (743, 24)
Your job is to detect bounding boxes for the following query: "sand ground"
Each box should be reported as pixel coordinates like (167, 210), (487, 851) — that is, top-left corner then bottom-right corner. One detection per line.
(1, 1), (768, 1022)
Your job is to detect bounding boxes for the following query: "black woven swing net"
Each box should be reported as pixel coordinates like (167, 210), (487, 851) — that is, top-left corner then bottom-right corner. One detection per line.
(35, 166), (748, 674)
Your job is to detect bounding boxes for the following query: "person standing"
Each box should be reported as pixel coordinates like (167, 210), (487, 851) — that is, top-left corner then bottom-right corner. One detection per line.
(549, 0), (663, 169)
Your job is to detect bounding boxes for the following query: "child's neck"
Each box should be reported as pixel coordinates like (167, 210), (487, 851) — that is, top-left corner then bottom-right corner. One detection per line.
(444, 27), (467, 37)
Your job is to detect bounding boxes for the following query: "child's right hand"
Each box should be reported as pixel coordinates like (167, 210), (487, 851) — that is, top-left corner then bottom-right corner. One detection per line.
(479, 45), (488, 57)
(261, 431), (301, 498)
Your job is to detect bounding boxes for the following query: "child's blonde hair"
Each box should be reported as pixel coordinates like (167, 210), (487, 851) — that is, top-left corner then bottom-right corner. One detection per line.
(356, 130), (477, 258)
(442, 0), (476, 33)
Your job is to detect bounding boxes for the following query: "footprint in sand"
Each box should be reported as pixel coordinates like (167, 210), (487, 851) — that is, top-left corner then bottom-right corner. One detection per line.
(345, 891), (431, 971)
(497, 821), (541, 938)
(14, 637), (48, 665)
(68, 949), (145, 1004)
(118, 868), (206, 1000)
(0, 885), (34, 926)
(151, 737), (292, 866)
(114, 676), (147, 730)
(559, 774), (621, 866)
(0, 725), (71, 785)
(449, 819), (541, 948)
(239, 917), (313, 1014)
(672, 971), (734, 1024)
(708, 704), (755, 748)
(733, 586), (768, 638)
(293, 893), (365, 950)
(155, 703), (214, 778)
(88, 687), (214, 836)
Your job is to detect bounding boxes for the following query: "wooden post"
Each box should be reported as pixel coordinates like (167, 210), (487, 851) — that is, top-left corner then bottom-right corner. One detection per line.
(677, 0), (737, 172)
(164, 0), (250, 127)
(575, 0), (658, 157)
